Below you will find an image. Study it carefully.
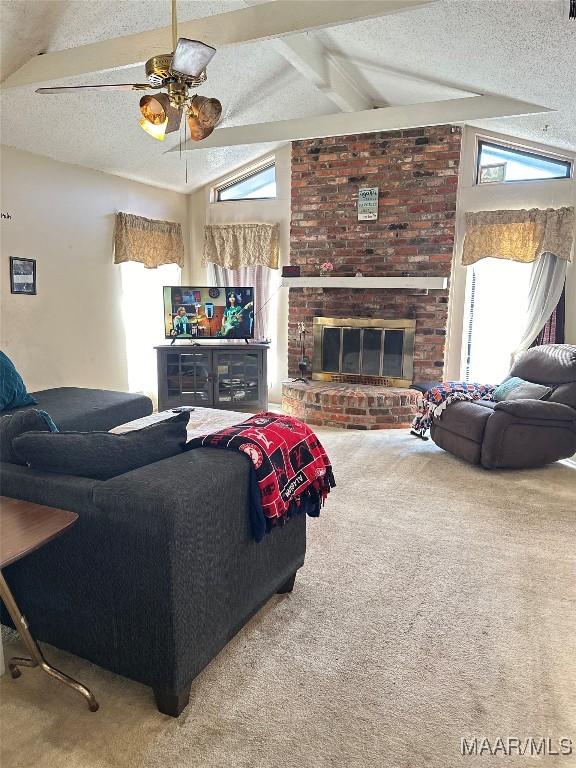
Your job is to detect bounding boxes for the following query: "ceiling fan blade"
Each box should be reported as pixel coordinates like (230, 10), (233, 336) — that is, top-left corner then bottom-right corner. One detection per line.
(36, 84), (155, 94)
(170, 38), (216, 79)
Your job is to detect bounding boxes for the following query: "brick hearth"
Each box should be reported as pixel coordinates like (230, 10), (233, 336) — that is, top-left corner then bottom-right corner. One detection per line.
(282, 381), (421, 430)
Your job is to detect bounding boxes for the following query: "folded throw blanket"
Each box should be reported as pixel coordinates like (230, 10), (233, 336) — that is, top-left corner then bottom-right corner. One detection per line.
(410, 382), (496, 439)
(186, 412), (336, 542)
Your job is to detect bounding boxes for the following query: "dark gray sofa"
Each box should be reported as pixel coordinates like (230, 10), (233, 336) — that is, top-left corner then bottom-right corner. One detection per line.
(3, 387), (153, 431)
(431, 344), (576, 468)
(0, 450), (306, 716)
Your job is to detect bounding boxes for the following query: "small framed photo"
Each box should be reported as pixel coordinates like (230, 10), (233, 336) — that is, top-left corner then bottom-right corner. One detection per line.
(10, 257), (36, 295)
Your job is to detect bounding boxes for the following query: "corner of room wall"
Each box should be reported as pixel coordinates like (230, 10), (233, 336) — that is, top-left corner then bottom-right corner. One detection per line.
(187, 146), (292, 402)
(187, 187), (207, 284)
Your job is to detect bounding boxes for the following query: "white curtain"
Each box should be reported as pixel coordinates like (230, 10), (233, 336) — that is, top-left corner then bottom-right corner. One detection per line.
(207, 263), (280, 395)
(206, 263), (277, 341)
(514, 252), (568, 356)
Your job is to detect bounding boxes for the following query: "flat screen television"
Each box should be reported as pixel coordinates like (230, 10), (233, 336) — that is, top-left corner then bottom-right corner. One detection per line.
(163, 286), (255, 340)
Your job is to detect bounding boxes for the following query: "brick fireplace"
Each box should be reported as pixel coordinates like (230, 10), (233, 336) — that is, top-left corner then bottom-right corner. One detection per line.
(283, 124), (462, 429)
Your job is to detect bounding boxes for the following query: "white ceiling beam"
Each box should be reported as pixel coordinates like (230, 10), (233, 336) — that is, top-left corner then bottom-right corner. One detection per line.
(240, 0), (374, 112)
(272, 35), (374, 112)
(168, 95), (552, 152)
(1, 0), (434, 90)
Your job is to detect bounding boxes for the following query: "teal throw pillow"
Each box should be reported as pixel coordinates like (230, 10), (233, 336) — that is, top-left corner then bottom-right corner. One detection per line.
(0, 351), (37, 410)
(493, 376), (552, 402)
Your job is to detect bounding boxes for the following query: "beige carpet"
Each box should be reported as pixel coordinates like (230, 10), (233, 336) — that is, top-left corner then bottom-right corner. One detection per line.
(1, 430), (575, 768)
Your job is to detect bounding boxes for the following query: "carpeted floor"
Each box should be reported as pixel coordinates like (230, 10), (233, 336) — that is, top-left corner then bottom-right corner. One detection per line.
(1, 430), (575, 768)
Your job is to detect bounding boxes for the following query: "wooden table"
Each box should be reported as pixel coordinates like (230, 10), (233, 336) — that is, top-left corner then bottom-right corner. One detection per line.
(0, 496), (99, 711)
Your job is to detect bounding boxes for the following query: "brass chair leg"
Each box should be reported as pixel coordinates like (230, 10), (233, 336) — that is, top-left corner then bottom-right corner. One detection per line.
(0, 572), (99, 712)
(8, 656), (37, 678)
(41, 661), (99, 712)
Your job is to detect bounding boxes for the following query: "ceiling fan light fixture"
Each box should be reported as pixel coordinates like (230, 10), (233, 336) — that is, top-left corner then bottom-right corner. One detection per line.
(171, 38), (216, 80)
(139, 93), (181, 140)
(35, 0), (223, 149)
(139, 115), (168, 141)
(186, 96), (222, 141)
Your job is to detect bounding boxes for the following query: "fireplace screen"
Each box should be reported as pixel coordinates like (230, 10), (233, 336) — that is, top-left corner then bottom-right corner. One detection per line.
(313, 317), (415, 387)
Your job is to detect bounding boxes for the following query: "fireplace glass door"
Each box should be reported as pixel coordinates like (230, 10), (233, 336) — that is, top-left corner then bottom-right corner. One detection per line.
(361, 329), (382, 376)
(313, 317), (415, 386)
(382, 330), (404, 378)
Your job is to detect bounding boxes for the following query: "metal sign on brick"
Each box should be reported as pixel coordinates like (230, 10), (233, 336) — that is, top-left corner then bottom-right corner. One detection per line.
(357, 187), (379, 220)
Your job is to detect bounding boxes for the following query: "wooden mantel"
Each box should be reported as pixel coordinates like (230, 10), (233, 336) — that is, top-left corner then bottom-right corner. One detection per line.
(280, 276), (448, 289)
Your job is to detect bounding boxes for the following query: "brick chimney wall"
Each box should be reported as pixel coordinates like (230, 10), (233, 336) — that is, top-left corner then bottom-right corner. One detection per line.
(288, 125), (462, 382)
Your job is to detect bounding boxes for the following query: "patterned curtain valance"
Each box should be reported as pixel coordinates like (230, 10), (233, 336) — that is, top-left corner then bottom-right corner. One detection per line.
(203, 223), (279, 269)
(462, 206), (575, 266)
(114, 212), (184, 269)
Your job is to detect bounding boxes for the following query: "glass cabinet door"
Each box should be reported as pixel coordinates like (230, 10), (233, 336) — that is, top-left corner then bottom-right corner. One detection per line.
(166, 353), (182, 400)
(177, 352), (212, 404)
(214, 351), (260, 407)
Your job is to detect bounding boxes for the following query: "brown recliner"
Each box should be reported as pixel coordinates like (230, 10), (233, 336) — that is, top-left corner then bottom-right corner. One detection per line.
(431, 344), (576, 469)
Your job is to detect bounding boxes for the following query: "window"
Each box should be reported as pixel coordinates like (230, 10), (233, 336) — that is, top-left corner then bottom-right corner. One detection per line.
(216, 163), (276, 201)
(121, 261), (181, 398)
(463, 258), (532, 384)
(476, 140), (571, 184)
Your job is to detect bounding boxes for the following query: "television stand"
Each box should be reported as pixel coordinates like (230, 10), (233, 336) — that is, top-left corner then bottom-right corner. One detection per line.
(155, 343), (268, 412)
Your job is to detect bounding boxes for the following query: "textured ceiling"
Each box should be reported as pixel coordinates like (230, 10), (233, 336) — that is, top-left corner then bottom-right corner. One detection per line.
(317, 0), (576, 158)
(1, 0), (575, 193)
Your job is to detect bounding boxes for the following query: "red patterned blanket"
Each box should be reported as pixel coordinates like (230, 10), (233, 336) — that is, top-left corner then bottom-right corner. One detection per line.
(186, 412), (335, 541)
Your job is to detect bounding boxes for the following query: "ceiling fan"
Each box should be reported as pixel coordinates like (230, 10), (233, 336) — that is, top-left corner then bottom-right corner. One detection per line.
(36, 0), (222, 142)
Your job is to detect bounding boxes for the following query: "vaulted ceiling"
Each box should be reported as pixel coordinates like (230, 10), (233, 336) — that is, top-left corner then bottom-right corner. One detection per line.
(1, 0), (575, 193)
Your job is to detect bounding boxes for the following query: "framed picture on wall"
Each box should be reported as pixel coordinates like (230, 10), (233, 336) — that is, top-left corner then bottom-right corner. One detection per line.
(10, 257), (36, 295)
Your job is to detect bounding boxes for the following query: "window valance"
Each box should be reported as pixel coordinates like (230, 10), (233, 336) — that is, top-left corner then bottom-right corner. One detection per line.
(203, 223), (279, 269)
(462, 206), (575, 266)
(114, 212), (184, 269)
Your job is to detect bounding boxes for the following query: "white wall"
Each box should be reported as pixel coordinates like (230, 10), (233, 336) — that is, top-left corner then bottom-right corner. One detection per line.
(0, 145), (188, 394)
(446, 127), (576, 379)
(188, 144), (291, 402)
